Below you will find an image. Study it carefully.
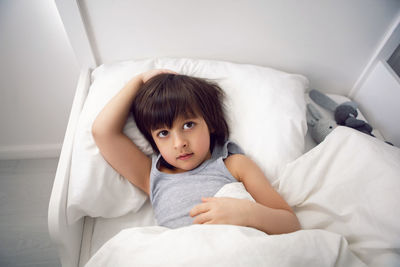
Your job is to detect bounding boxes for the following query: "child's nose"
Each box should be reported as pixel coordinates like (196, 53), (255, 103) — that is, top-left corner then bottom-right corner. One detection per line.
(173, 132), (187, 149)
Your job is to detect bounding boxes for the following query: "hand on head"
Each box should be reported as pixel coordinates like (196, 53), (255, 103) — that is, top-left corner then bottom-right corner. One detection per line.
(141, 69), (178, 83)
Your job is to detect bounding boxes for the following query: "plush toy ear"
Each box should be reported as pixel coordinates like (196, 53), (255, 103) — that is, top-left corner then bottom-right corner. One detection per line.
(306, 112), (316, 126)
(306, 103), (321, 126)
(309, 89), (338, 112)
(307, 103), (322, 120)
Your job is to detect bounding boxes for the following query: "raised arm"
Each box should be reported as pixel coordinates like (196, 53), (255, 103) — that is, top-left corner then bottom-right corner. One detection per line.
(92, 69), (175, 195)
(190, 154), (300, 234)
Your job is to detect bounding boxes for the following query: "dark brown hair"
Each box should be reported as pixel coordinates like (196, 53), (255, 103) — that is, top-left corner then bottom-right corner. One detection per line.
(131, 73), (229, 153)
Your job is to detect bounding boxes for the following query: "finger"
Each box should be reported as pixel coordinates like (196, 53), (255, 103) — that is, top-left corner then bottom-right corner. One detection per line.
(158, 69), (178, 75)
(201, 197), (216, 202)
(165, 69), (178, 74)
(193, 213), (211, 224)
(142, 69), (178, 83)
(189, 202), (210, 217)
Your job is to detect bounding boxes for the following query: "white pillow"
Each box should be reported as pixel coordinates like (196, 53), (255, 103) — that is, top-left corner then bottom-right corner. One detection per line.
(67, 58), (308, 223)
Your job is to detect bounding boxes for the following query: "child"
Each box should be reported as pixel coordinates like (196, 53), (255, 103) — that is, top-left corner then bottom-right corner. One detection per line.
(92, 69), (300, 234)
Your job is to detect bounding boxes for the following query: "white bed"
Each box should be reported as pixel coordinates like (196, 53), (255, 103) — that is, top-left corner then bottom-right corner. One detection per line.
(48, 1), (400, 267)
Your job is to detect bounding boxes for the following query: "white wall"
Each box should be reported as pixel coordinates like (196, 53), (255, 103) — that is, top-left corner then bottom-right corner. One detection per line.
(354, 61), (400, 147)
(351, 16), (400, 147)
(1, 0), (399, 159)
(81, 0), (400, 95)
(0, 0), (80, 159)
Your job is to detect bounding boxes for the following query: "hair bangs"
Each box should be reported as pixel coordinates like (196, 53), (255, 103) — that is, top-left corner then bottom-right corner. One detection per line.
(146, 95), (200, 132)
(137, 74), (201, 133)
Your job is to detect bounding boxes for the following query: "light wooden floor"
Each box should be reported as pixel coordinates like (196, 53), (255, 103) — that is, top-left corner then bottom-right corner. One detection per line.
(0, 158), (61, 266)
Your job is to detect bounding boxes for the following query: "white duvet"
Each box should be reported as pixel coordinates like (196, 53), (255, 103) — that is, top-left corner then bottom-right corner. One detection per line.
(86, 127), (400, 267)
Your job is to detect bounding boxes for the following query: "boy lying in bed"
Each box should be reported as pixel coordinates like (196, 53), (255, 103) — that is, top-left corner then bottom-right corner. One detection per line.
(92, 69), (300, 234)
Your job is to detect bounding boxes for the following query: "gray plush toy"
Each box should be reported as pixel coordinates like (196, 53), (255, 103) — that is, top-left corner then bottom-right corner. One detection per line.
(309, 89), (374, 137)
(307, 89), (394, 146)
(306, 103), (337, 144)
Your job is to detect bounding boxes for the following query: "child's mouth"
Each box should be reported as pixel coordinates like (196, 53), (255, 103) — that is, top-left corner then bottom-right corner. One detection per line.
(177, 153), (194, 160)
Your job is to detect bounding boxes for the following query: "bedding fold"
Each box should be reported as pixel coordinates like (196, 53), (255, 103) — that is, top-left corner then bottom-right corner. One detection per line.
(276, 126), (400, 266)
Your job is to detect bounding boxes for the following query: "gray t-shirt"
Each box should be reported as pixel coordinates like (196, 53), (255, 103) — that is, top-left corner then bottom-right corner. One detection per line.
(150, 140), (243, 228)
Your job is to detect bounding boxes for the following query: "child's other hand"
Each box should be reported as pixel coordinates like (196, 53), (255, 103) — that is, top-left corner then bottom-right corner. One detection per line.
(189, 197), (252, 227)
(141, 69), (178, 83)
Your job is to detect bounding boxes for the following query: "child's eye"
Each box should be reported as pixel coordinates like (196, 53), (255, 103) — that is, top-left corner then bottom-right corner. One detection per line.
(183, 122), (195, 130)
(157, 130), (169, 138)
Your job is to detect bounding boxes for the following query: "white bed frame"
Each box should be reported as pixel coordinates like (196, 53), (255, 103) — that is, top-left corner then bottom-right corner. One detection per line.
(48, 1), (400, 266)
(48, 68), (91, 267)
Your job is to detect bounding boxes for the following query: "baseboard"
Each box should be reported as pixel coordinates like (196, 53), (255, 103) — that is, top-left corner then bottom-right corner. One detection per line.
(0, 143), (62, 160)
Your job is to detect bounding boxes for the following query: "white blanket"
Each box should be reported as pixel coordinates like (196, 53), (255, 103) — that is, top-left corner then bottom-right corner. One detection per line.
(86, 225), (363, 267)
(86, 127), (400, 267)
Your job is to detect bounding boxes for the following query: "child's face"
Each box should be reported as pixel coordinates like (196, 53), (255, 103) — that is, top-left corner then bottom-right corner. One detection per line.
(151, 115), (211, 173)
